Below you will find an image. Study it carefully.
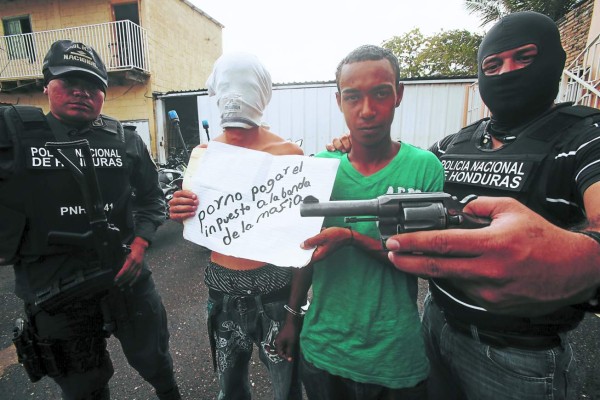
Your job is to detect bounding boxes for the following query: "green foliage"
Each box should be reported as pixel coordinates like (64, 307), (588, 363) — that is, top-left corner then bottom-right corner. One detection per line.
(382, 28), (483, 78)
(382, 28), (427, 78)
(465, 0), (581, 25)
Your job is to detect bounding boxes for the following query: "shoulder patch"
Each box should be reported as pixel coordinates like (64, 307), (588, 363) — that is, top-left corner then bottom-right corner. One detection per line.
(94, 114), (122, 137)
(91, 116), (107, 128)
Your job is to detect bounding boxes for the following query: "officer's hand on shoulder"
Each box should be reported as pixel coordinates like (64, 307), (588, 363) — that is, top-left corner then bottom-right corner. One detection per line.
(325, 133), (352, 153)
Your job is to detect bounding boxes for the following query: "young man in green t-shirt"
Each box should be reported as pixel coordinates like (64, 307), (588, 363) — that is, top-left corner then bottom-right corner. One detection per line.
(275, 45), (444, 399)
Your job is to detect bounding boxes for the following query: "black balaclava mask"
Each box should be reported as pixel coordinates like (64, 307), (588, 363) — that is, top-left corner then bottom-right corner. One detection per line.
(478, 11), (566, 129)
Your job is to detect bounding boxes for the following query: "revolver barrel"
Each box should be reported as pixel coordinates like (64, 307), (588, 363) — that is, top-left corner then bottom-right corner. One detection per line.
(300, 196), (380, 217)
(300, 193), (489, 245)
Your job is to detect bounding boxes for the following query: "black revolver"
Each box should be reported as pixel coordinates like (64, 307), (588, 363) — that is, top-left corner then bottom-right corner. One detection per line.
(300, 192), (490, 246)
(34, 139), (129, 314)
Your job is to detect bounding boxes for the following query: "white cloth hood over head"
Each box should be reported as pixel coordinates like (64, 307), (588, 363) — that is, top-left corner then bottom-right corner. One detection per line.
(206, 52), (272, 129)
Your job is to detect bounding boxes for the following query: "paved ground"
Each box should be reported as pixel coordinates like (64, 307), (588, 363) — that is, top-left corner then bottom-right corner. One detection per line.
(0, 220), (273, 400)
(1, 219), (599, 399)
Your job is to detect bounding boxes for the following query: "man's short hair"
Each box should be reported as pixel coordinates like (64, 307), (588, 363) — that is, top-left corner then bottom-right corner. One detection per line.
(335, 45), (401, 91)
(42, 40), (108, 90)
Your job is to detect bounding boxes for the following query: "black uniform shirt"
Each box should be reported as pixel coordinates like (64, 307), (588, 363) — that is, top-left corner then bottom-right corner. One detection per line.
(44, 113), (166, 243)
(428, 104), (600, 330)
(431, 105), (600, 214)
(4, 113), (166, 301)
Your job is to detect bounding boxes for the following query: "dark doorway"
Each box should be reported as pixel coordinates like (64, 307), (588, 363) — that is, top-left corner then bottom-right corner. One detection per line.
(164, 96), (201, 159)
(111, 3), (140, 67)
(113, 3), (139, 24)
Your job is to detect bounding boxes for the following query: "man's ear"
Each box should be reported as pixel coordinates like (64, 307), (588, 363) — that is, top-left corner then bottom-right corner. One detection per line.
(43, 86), (49, 94)
(395, 83), (404, 108)
(335, 91), (342, 111)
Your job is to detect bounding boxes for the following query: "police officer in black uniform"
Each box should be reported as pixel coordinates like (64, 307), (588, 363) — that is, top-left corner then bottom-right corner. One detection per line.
(0, 40), (181, 400)
(382, 11), (600, 400)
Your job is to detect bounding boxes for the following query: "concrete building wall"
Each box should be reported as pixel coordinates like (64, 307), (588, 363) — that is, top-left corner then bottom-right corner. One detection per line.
(0, 0), (223, 158)
(141, 0), (222, 157)
(0, 0), (113, 33)
(102, 84), (152, 121)
(143, 0), (222, 93)
(0, 0), (153, 149)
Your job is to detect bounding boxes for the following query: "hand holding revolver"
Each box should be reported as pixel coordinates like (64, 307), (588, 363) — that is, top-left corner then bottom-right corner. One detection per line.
(300, 192), (489, 245)
(386, 196), (600, 316)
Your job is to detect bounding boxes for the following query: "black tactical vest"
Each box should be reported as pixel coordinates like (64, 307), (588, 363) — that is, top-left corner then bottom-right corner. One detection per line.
(0, 105), (133, 262)
(432, 105), (600, 332)
(441, 105), (600, 226)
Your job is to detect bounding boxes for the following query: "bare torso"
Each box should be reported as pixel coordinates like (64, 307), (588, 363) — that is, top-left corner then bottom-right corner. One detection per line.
(210, 126), (303, 270)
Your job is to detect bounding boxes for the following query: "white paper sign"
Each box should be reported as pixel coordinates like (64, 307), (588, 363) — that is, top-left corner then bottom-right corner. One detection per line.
(182, 142), (339, 267)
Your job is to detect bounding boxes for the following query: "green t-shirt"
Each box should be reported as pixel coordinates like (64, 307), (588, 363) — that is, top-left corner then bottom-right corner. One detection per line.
(300, 143), (445, 388)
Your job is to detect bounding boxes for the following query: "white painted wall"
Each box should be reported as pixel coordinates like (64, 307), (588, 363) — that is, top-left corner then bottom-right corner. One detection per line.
(196, 79), (476, 155)
(121, 119), (151, 150)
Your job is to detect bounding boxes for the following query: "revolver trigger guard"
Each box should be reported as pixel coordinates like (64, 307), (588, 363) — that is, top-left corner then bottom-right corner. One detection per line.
(380, 238), (389, 251)
(459, 194), (478, 205)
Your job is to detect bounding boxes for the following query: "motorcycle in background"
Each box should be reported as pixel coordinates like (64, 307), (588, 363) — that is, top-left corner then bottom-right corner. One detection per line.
(160, 118), (211, 219)
(158, 150), (187, 218)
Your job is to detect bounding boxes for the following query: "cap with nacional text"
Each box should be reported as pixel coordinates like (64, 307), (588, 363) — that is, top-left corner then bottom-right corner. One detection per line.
(42, 40), (108, 90)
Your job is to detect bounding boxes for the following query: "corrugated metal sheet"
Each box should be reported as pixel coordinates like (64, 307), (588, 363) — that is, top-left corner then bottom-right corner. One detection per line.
(196, 79), (476, 155)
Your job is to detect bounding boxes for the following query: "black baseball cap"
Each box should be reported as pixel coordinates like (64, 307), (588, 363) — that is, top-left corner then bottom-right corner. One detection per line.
(42, 40), (108, 90)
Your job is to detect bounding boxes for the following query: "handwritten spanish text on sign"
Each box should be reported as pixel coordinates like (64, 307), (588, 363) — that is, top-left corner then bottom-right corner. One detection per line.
(182, 142), (339, 267)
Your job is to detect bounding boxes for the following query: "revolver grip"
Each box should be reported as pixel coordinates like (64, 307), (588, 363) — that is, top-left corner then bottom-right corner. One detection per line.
(447, 194), (491, 229)
(458, 213), (491, 229)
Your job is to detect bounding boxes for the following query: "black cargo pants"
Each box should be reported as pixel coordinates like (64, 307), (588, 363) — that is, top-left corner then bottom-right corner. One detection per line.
(31, 274), (177, 400)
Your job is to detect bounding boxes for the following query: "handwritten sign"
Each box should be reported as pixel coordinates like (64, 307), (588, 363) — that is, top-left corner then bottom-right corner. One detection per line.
(182, 142), (339, 267)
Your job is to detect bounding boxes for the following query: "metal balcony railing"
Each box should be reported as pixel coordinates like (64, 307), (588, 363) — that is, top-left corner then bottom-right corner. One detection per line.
(0, 20), (149, 82)
(558, 33), (600, 109)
